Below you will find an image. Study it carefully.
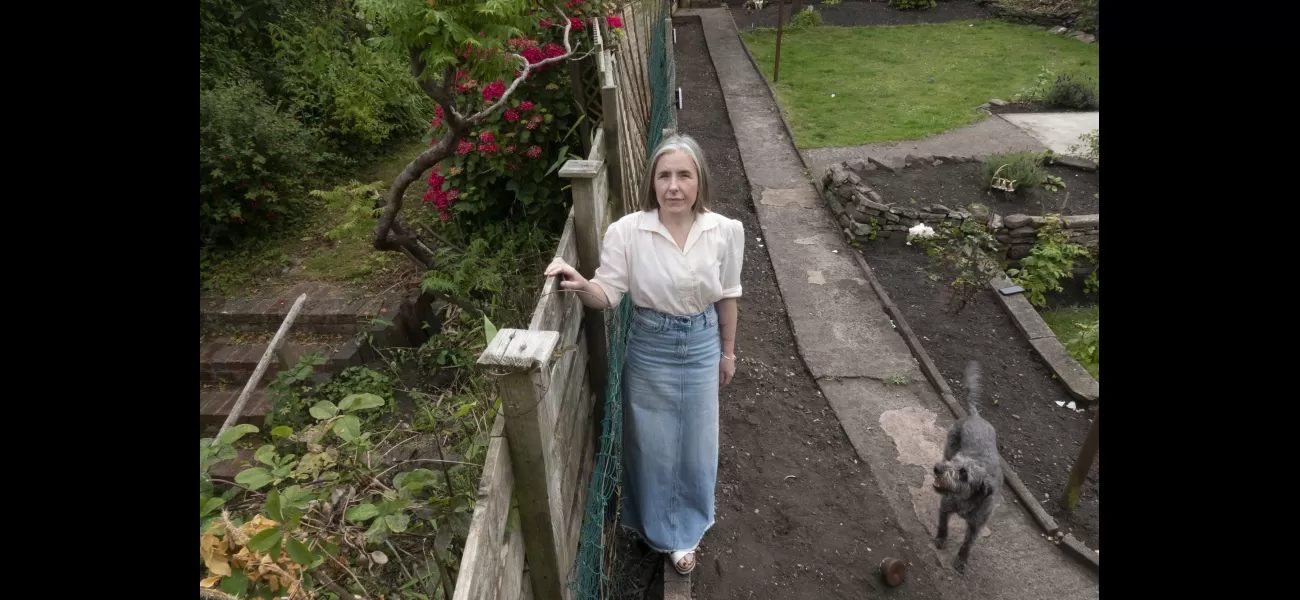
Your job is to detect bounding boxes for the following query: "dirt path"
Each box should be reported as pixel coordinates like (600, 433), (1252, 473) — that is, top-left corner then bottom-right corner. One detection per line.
(674, 16), (943, 599)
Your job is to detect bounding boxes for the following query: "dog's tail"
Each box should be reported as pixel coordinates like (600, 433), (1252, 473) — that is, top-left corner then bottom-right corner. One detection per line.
(963, 360), (983, 416)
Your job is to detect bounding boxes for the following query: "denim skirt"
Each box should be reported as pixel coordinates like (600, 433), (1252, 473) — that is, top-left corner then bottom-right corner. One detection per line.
(620, 304), (720, 553)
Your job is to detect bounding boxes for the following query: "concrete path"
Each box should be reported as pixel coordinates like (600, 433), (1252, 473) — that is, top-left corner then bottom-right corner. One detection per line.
(802, 116), (1048, 178)
(680, 7), (1099, 599)
(999, 112), (1100, 156)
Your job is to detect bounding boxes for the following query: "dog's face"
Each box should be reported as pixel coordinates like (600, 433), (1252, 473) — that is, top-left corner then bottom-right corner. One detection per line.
(933, 455), (993, 500)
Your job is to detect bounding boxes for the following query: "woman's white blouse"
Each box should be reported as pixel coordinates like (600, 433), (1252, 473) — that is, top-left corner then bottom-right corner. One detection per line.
(591, 209), (744, 316)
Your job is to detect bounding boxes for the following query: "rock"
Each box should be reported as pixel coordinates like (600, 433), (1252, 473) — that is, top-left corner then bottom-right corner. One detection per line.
(836, 185), (854, 200)
(967, 203), (991, 224)
(851, 222), (874, 237)
(861, 199), (889, 213)
(881, 211), (901, 223)
(885, 224), (910, 232)
(933, 159), (944, 166)
(995, 233), (1013, 245)
(1052, 154), (1098, 172)
(1051, 26), (1068, 34)
(950, 209), (971, 221)
(1008, 244), (1034, 259)
(867, 190), (885, 204)
(918, 212), (945, 221)
(1075, 33), (1097, 43)
(867, 156), (896, 173)
(849, 159), (872, 173)
(830, 166), (848, 185)
(929, 204), (952, 214)
(899, 208), (920, 219)
(850, 207), (876, 222)
(1063, 215), (1099, 229)
(1009, 226), (1037, 238)
(904, 153), (934, 167)
(989, 213), (1004, 231)
(1004, 214), (1032, 229)
(846, 172), (862, 186)
(989, 98), (1009, 107)
(829, 199), (847, 217)
(837, 214), (852, 229)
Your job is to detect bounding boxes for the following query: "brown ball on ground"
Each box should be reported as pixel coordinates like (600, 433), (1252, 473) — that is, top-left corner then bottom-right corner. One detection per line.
(880, 557), (907, 587)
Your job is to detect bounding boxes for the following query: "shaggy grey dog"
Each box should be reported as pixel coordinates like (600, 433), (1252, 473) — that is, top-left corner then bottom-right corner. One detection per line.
(932, 360), (1002, 573)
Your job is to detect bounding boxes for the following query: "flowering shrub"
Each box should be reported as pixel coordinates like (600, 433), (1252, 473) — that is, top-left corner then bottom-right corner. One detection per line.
(417, 8), (616, 230)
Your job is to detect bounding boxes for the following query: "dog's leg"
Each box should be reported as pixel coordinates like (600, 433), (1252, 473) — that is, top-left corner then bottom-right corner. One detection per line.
(952, 509), (990, 574)
(934, 498), (954, 549)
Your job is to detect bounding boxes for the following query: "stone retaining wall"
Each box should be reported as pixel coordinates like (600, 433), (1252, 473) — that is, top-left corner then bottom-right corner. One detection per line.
(821, 159), (1099, 272)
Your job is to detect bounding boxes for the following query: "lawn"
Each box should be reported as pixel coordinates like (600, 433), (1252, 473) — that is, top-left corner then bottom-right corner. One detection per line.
(201, 138), (436, 296)
(1041, 304), (1099, 381)
(740, 20), (1100, 148)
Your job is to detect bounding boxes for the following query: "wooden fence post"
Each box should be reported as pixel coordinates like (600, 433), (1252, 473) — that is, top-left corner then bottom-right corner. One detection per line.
(478, 329), (565, 600)
(1059, 407), (1099, 511)
(600, 55), (626, 221)
(560, 159), (611, 410)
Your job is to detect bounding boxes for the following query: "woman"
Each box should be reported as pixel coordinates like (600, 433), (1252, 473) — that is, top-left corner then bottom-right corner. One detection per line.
(544, 134), (744, 575)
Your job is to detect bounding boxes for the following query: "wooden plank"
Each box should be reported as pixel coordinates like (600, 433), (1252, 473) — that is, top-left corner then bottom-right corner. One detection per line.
(561, 158), (612, 415)
(560, 379), (599, 584)
(550, 337), (590, 505)
(478, 329), (565, 600)
(496, 523), (527, 600)
(452, 432), (514, 600)
(529, 211), (579, 333)
(562, 376), (598, 539)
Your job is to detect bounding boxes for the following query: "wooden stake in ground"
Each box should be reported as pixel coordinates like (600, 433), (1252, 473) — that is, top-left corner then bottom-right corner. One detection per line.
(210, 293), (308, 447)
(773, 0), (785, 83)
(1059, 407), (1099, 510)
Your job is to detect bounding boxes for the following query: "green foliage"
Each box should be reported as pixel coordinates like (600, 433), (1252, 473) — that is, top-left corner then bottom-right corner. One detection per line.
(790, 6), (823, 28)
(1070, 128), (1099, 163)
(1045, 72), (1099, 110)
(309, 179), (388, 241)
(1010, 66), (1058, 103)
(1006, 215), (1093, 307)
(822, 0), (843, 5)
(918, 218), (1005, 313)
(1063, 317), (1098, 376)
(983, 151), (1045, 194)
(199, 78), (334, 248)
(892, 0), (937, 10)
(422, 221), (554, 316)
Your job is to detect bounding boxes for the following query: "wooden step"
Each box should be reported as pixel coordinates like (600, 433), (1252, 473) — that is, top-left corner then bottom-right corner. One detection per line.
(199, 339), (358, 384)
(200, 283), (397, 334)
(200, 387), (270, 428)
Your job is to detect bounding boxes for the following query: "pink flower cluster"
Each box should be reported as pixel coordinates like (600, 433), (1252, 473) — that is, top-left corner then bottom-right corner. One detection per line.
(526, 145), (543, 158)
(483, 79), (506, 102)
(608, 16), (623, 29)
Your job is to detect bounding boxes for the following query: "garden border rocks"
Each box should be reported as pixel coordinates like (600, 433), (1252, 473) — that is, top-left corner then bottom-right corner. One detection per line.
(820, 158), (1099, 273)
(850, 249), (1099, 573)
(990, 270), (1098, 404)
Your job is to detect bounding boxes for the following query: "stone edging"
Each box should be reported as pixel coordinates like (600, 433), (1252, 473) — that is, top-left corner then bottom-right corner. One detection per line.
(849, 249), (1099, 573)
(724, 10), (809, 178)
(721, 8), (1097, 572)
(989, 271), (1099, 404)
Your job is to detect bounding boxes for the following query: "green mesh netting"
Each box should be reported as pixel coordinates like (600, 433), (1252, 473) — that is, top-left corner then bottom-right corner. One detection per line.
(568, 1), (675, 598)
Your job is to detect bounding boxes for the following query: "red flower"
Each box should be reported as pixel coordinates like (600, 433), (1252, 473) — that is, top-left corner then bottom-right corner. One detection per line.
(526, 145), (543, 158)
(483, 79), (506, 101)
(428, 170), (445, 189)
(435, 104), (445, 117)
(423, 189), (437, 203)
(479, 131), (496, 143)
(478, 143), (500, 153)
(456, 139), (474, 155)
(439, 211), (452, 221)
(447, 189), (459, 201)
(428, 137), (438, 146)
(507, 163), (520, 171)
(519, 100), (535, 111)
(543, 43), (565, 59)
(539, 17), (552, 28)
(504, 109), (520, 122)
(569, 17), (584, 30)
(505, 145), (517, 153)
(430, 117), (442, 128)
(522, 47), (544, 65)
(608, 16), (623, 29)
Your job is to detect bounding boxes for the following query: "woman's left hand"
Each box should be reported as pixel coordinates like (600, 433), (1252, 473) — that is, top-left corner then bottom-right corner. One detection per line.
(720, 355), (735, 386)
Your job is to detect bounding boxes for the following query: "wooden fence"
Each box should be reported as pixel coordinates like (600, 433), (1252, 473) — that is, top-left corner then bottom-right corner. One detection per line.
(453, 3), (675, 599)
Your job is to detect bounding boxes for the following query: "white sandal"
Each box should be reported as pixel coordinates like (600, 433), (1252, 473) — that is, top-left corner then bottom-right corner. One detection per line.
(670, 550), (697, 575)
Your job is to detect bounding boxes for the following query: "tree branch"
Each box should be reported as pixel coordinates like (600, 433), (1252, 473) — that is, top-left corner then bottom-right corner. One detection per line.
(469, 6), (577, 126)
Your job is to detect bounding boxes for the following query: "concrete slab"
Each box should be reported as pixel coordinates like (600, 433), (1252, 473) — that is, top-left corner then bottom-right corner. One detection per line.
(998, 112), (1100, 156)
(802, 117), (1048, 177)
(683, 7), (1100, 599)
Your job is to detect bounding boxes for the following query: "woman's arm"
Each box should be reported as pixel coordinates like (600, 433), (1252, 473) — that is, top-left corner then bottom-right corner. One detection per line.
(543, 220), (627, 309)
(716, 297), (738, 386)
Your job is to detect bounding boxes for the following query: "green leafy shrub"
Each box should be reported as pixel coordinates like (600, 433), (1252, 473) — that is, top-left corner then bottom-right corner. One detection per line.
(1045, 72), (1098, 110)
(892, 0), (937, 10)
(982, 151), (1045, 194)
(1062, 317), (1098, 378)
(918, 218), (1005, 313)
(1070, 128), (1099, 163)
(1006, 215), (1092, 307)
(199, 78), (333, 248)
(791, 6), (824, 28)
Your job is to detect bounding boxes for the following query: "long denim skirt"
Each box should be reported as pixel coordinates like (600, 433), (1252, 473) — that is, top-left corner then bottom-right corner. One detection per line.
(620, 304), (720, 553)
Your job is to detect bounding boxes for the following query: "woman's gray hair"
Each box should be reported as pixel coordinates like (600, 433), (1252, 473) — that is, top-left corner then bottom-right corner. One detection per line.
(638, 133), (712, 213)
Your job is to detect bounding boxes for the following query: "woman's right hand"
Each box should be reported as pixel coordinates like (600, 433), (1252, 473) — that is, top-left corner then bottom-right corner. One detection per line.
(545, 257), (589, 291)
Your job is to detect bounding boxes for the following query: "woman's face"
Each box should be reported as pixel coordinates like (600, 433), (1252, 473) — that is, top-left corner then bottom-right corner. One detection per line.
(653, 150), (698, 217)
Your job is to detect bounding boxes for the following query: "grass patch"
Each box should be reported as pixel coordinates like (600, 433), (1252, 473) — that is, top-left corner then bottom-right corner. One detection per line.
(201, 137), (438, 296)
(1041, 304), (1099, 380)
(740, 20), (1100, 148)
